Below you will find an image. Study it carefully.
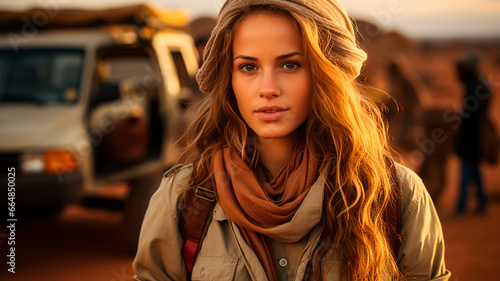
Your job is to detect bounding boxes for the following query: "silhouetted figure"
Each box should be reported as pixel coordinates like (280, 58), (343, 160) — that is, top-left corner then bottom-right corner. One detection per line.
(177, 18), (218, 146)
(419, 109), (458, 204)
(385, 55), (451, 203)
(386, 54), (431, 152)
(455, 53), (492, 214)
(188, 17), (217, 66)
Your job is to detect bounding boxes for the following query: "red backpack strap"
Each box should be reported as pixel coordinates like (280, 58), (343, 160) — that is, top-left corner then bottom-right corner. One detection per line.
(179, 179), (216, 277)
(386, 163), (402, 258)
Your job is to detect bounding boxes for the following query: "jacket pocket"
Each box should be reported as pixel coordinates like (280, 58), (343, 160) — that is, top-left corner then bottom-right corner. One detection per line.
(191, 256), (238, 281)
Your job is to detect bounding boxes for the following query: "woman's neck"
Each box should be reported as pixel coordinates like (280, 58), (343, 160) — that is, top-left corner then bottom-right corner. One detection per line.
(257, 136), (296, 178)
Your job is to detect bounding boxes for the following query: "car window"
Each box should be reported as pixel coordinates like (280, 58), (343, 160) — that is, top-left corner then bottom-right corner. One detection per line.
(0, 48), (84, 104)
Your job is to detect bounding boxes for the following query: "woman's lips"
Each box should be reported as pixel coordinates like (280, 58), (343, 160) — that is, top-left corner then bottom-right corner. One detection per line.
(254, 106), (288, 121)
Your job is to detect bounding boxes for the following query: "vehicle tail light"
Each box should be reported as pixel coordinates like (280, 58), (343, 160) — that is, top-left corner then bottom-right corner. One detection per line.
(44, 150), (78, 174)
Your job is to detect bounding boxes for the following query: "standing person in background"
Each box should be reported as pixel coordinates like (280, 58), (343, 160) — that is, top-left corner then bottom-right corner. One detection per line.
(133, 0), (451, 280)
(455, 54), (493, 214)
(385, 54), (431, 153)
(189, 17), (218, 67)
(178, 18), (218, 144)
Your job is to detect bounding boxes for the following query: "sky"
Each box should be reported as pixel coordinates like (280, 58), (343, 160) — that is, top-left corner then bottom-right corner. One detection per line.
(1, 0), (499, 39)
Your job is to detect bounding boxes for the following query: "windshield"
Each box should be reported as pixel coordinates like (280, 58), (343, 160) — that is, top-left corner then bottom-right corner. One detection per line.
(0, 49), (84, 104)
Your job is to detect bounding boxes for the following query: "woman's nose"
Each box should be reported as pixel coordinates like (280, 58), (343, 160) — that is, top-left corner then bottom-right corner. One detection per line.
(259, 70), (280, 99)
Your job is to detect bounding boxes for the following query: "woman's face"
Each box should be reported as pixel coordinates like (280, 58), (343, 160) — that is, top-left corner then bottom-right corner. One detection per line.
(231, 12), (311, 142)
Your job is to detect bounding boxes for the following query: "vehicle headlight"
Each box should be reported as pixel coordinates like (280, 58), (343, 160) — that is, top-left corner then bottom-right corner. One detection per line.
(19, 153), (45, 174)
(20, 150), (78, 174)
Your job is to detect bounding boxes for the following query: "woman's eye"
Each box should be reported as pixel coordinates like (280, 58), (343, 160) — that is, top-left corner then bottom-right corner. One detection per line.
(240, 64), (257, 72)
(282, 62), (299, 70)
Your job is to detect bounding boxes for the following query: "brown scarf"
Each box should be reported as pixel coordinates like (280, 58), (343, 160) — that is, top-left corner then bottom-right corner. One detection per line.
(212, 146), (319, 281)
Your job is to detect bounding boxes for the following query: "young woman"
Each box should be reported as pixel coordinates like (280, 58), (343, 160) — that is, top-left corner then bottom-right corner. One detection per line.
(133, 0), (451, 280)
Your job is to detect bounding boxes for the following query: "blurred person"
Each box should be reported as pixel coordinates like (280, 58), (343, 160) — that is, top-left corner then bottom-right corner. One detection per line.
(178, 18), (218, 145)
(189, 17), (218, 66)
(385, 54), (432, 152)
(418, 109), (458, 204)
(383, 54), (454, 205)
(133, 0), (450, 280)
(454, 53), (494, 214)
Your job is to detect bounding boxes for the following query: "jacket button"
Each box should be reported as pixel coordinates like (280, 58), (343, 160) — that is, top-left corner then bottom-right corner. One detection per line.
(279, 258), (288, 267)
(200, 267), (205, 277)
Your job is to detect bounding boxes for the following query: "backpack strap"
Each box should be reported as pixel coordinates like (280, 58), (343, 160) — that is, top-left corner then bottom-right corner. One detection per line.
(179, 179), (216, 277)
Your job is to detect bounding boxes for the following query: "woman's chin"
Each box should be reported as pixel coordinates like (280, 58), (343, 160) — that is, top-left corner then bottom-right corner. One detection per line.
(255, 132), (295, 142)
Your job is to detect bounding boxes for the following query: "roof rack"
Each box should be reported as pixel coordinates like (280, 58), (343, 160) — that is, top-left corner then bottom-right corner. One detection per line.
(0, 4), (189, 32)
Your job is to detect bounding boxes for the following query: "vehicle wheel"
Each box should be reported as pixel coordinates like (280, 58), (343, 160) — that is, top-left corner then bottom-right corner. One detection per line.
(122, 173), (162, 254)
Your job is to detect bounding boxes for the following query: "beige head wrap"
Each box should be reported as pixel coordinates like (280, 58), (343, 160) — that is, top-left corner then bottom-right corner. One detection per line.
(196, 0), (367, 95)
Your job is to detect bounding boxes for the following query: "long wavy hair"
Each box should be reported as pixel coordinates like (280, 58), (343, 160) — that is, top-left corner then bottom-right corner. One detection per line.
(177, 0), (401, 280)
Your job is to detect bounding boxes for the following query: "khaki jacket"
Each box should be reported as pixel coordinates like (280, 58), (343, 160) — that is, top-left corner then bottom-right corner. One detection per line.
(133, 164), (451, 281)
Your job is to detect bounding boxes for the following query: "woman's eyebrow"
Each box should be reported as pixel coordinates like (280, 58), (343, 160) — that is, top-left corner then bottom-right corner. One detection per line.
(233, 52), (304, 62)
(276, 52), (304, 60)
(233, 55), (257, 61)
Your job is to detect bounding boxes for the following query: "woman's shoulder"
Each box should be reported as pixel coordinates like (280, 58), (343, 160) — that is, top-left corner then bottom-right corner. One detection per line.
(163, 164), (193, 182)
(393, 165), (449, 280)
(155, 165), (193, 215)
(394, 163), (431, 219)
(162, 164), (193, 190)
(394, 162), (423, 190)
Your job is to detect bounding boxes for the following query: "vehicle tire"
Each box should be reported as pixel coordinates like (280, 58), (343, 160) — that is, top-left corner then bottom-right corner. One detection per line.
(122, 173), (162, 254)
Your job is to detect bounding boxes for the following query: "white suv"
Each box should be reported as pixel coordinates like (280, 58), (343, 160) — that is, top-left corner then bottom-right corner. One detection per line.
(0, 5), (199, 251)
